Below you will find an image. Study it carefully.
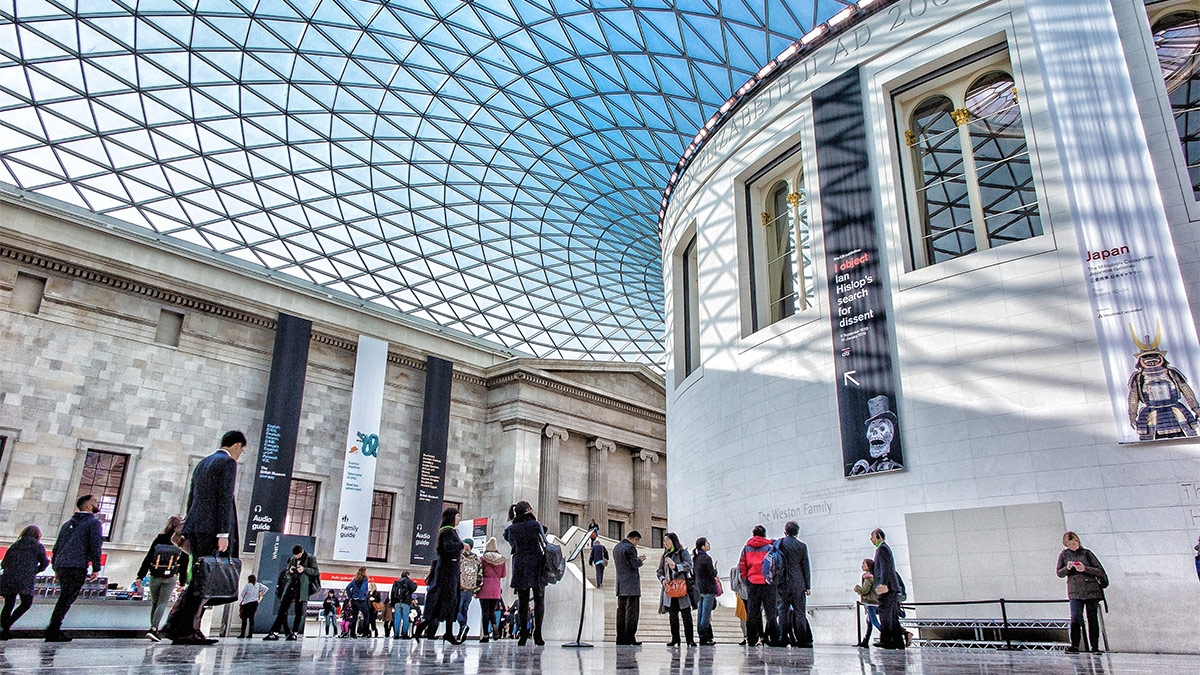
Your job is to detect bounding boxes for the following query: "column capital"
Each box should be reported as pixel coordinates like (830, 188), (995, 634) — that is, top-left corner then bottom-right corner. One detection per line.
(543, 424), (568, 441)
(587, 437), (617, 453)
(635, 448), (660, 464)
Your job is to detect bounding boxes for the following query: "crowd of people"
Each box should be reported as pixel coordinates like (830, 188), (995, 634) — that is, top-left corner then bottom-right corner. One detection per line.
(0, 429), (1175, 656)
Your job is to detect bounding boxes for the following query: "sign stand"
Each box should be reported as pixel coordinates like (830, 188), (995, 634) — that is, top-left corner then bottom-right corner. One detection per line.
(562, 532), (594, 649)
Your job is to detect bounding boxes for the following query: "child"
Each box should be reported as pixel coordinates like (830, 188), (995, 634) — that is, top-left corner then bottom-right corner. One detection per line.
(853, 558), (881, 648)
(339, 596), (352, 638)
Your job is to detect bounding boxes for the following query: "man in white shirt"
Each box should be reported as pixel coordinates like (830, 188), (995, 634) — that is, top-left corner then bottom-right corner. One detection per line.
(239, 574), (268, 638)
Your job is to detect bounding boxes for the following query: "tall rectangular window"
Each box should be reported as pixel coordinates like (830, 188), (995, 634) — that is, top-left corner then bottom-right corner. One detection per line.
(651, 526), (665, 550)
(367, 490), (395, 562)
(1149, 2), (1200, 198)
(284, 479), (319, 537)
(559, 511), (578, 536)
(742, 143), (813, 333)
(607, 519), (624, 541)
(76, 450), (128, 541)
(681, 235), (700, 377)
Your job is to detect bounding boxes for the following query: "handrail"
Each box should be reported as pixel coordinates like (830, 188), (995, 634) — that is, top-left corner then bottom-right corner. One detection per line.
(856, 598), (1109, 651)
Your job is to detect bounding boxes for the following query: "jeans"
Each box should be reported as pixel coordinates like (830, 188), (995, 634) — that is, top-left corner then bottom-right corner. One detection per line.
(393, 602), (411, 637)
(47, 568), (87, 634)
(696, 593), (715, 643)
(324, 612), (337, 636)
(863, 605), (881, 640)
(1, 593), (33, 631)
(1069, 598), (1101, 651)
(457, 588), (474, 629)
(745, 583), (779, 646)
(148, 576), (177, 631)
(594, 563), (605, 587)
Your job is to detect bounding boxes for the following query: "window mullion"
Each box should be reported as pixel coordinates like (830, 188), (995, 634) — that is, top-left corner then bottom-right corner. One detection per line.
(956, 109), (990, 252)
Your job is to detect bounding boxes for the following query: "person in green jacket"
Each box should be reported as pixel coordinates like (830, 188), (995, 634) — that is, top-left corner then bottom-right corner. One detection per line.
(854, 558), (881, 648)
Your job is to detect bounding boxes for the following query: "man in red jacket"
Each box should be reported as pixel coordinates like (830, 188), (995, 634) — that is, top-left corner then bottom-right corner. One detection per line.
(738, 524), (779, 647)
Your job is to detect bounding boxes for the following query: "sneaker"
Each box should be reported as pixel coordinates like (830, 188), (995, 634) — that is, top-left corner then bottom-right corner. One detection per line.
(147, 629), (162, 643)
(1065, 646), (1080, 654)
(285, 634), (297, 641)
(263, 633), (280, 641)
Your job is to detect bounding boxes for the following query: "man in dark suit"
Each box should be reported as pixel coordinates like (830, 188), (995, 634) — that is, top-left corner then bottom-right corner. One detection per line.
(162, 430), (245, 645)
(871, 528), (905, 650)
(777, 520), (812, 647)
(613, 530), (646, 646)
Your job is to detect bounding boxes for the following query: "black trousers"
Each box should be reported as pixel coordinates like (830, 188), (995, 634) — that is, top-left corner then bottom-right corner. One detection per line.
(778, 588), (812, 646)
(239, 601), (259, 638)
(877, 591), (905, 649)
(516, 587), (544, 639)
(350, 599), (370, 636)
(666, 597), (693, 644)
(1069, 599), (1101, 651)
(745, 583), (778, 646)
(270, 592), (305, 636)
(163, 534), (221, 639)
(1, 593), (33, 631)
(46, 568), (86, 633)
(616, 595), (640, 644)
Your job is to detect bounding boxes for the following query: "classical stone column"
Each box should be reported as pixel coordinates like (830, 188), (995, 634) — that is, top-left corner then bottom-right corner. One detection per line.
(586, 438), (617, 527)
(492, 419), (544, 522)
(538, 425), (568, 521)
(632, 449), (659, 537)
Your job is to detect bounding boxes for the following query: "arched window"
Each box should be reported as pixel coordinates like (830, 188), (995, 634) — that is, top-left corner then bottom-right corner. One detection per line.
(898, 55), (1042, 269)
(1152, 10), (1200, 197)
(764, 180), (798, 323)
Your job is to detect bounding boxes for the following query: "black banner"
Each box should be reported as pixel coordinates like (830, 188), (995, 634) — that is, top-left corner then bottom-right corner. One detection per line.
(244, 313), (312, 552)
(409, 356), (454, 565)
(812, 68), (905, 479)
(252, 531), (318, 634)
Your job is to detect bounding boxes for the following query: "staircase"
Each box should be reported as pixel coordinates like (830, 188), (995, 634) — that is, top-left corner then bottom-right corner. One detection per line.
(559, 528), (745, 644)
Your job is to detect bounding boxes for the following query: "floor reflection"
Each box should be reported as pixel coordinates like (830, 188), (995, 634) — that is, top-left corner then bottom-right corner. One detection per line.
(0, 639), (1193, 675)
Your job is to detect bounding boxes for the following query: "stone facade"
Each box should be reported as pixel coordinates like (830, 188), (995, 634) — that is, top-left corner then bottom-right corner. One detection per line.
(0, 193), (665, 586)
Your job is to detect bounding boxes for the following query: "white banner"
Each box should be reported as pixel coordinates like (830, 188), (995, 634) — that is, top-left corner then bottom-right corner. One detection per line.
(1029, 0), (1200, 443)
(333, 335), (389, 560)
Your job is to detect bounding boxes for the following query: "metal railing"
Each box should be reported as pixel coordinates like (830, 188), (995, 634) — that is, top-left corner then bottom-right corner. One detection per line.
(856, 598), (1108, 651)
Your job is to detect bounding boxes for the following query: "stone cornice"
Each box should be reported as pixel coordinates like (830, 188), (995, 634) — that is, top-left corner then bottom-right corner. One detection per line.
(485, 370), (666, 424)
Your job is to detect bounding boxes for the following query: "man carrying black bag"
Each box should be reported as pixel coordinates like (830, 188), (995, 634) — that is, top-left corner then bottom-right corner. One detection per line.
(162, 430), (246, 646)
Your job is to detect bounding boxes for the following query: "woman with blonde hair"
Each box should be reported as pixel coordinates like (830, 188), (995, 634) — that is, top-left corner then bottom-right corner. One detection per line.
(1056, 531), (1108, 654)
(0, 525), (48, 639)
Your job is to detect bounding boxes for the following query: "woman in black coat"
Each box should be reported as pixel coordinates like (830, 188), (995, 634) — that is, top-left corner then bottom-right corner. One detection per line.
(416, 506), (463, 643)
(0, 525), (49, 639)
(503, 501), (547, 646)
(1056, 531), (1108, 654)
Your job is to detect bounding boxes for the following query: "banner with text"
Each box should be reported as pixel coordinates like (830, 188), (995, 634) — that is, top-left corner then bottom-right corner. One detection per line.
(1027, 2), (1200, 443)
(244, 313), (312, 552)
(813, 68), (905, 478)
(409, 356), (454, 565)
(333, 335), (389, 561)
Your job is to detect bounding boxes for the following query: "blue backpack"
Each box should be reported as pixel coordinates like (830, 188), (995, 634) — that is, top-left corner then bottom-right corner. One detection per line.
(761, 539), (786, 586)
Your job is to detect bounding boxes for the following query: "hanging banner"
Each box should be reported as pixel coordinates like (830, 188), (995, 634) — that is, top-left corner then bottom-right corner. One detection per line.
(813, 68), (905, 478)
(408, 356), (454, 565)
(244, 313), (312, 552)
(1025, 0), (1200, 443)
(333, 335), (389, 561)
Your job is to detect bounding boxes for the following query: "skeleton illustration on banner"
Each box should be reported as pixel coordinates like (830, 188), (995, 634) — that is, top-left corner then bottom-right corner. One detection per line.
(849, 395), (904, 476)
(1127, 322), (1200, 440)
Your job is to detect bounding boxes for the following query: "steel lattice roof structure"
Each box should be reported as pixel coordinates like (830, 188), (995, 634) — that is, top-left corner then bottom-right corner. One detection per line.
(0, 0), (859, 366)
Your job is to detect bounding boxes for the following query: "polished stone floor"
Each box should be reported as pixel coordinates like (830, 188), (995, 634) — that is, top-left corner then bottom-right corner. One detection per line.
(0, 638), (1196, 674)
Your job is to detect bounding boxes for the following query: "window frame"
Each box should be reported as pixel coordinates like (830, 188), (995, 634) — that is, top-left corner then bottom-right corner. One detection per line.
(607, 519), (624, 541)
(650, 526), (665, 550)
(65, 439), (141, 542)
(559, 511), (578, 537)
(893, 48), (1043, 270)
(75, 449), (130, 542)
(367, 490), (395, 563)
(283, 478), (320, 538)
(1145, 0), (1200, 208)
(741, 141), (812, 333)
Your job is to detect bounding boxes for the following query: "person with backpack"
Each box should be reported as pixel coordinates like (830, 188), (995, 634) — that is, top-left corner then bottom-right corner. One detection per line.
(737, 524), (780, 647)
(774, 521), (812, 647)
(1056, 531), (1108, 654)
(389, 571), (418, 639)
(503, 501), (548, 646)
(456, 538), (482, 642)
(588, 529), (609, 588)
(135, 515), (189, 642)
(0, 525), (49, 640)
(656, 532), (695, 646)
(870, 528), (905, 650)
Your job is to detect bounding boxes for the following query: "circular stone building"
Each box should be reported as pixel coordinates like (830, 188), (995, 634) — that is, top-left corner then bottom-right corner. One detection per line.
(661, 0), (1200, 653)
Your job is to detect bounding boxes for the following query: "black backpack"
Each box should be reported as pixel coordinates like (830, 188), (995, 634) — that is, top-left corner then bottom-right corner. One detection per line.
(894, 571), (908, 602)
(148, 543), (182, 578)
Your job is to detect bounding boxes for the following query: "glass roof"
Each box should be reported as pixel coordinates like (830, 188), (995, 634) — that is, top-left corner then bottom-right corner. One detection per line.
(0, 0), (855, 366)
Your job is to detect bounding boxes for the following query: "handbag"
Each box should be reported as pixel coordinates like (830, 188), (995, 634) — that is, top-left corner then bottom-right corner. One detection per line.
(663, 578), (688, 599)
(538, 530), (565, 586)
(192, 556), (242, 605)
(714, 576), (724, 597)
